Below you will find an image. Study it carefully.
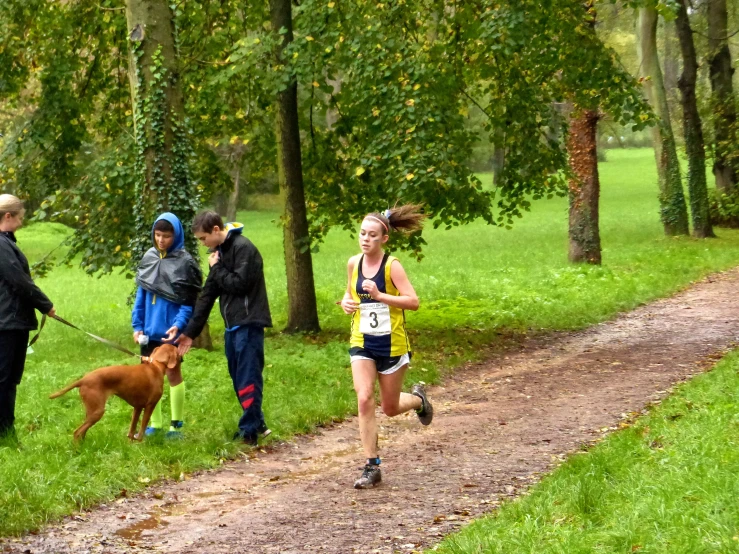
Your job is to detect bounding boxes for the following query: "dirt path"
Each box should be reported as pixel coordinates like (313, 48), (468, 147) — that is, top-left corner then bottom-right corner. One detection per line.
(4, 269), (739, 554)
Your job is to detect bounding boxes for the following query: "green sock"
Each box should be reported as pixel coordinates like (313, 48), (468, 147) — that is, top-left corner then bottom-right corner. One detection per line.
(169, 382), (185, 431)
(149, 399), (163, 429)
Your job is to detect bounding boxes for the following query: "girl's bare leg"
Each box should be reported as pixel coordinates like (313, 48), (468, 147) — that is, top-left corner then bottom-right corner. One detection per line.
(352, 359), (379, 459)
(377, 364), (422, 417)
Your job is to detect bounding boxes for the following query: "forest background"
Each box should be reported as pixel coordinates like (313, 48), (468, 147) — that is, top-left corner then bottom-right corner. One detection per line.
(2, 0), (739, 541)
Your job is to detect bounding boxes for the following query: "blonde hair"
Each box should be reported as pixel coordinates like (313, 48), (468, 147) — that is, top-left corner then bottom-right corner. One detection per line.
(365, 203), (426, 235)
(0, 194), (24, 219)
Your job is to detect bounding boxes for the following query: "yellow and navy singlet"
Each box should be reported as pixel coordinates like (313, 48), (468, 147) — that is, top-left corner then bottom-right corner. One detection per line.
(350, 253), (411, 357)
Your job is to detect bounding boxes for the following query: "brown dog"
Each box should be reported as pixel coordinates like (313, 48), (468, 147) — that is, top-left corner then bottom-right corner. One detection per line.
(49, 344), (180, 441)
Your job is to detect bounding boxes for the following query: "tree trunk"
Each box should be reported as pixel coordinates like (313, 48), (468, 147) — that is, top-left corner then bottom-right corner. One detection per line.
(662, 19), (680, 105)
(269, 0), (321, 333)
(226, 164), (240, 223)
(213, 193), (229, 218)
(125, 0), (210, 348)
(707, 0), (738, 193)
(567, 108), (602, 264)
(675, 0), (715, 238)
(636, 7), (690, 236)
(126, 0), (186, 210)
(192, 323), (213, 351)
(492, 128), (505, 186)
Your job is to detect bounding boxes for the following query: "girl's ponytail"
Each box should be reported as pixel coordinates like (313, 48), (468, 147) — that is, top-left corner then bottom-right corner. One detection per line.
(365, 203), (426, 234)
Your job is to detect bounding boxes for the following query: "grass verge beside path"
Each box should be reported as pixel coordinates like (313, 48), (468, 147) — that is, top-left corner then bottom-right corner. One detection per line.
(2, 148), (739, 535)
(432, 351), (739, 554)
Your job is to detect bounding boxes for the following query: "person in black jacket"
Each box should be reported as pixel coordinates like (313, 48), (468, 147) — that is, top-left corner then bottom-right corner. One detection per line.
(0, 194), (56, 440)
(176, 211), (272, 445)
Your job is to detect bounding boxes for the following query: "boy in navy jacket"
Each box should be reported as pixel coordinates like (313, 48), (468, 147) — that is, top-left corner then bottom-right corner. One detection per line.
(176, 211), (272, 445)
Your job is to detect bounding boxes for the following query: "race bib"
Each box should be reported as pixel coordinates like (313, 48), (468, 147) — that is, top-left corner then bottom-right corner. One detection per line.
(359, 302), (391, 336)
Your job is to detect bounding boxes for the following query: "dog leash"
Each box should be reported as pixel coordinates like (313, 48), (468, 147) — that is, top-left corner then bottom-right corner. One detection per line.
(29, 313), (141, 358)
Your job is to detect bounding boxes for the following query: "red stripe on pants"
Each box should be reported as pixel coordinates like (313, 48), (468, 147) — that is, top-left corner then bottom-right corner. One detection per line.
(238, 384), (255, 397)
(241, 397), (254, 409)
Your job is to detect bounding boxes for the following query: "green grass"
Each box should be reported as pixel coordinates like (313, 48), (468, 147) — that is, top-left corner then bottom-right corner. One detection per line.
(2, 147), (739, 535)
(432, 351), (739, 554)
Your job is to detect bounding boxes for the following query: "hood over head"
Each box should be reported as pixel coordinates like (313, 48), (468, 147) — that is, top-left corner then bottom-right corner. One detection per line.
(152, 212), (185, 253)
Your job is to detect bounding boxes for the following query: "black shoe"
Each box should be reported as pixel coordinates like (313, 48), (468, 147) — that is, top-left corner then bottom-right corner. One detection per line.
(257, 422), (272, 438)
(233, 431), (258, 446)
(411, 384), (433, 426)
(353, 464), (382, 489)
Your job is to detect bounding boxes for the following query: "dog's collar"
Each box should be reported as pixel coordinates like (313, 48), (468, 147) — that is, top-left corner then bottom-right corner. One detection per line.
(142, 356), (168, 370)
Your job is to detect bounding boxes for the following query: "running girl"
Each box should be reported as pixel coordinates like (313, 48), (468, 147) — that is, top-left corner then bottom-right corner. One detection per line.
(340, 204), (433, 489)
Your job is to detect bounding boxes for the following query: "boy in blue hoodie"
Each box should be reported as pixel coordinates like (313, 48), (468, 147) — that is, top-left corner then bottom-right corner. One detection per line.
(132, 213), (202, 437)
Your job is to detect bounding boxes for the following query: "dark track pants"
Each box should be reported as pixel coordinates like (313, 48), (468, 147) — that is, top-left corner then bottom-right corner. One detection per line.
(225, 326), (265, 439)
(0, 330), (30, 436)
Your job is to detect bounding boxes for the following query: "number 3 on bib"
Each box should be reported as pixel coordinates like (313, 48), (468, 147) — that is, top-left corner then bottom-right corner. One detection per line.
(359, 302), (392, 336)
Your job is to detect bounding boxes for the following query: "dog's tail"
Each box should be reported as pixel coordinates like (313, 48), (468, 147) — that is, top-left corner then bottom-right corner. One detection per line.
(49, 379), (83, 399)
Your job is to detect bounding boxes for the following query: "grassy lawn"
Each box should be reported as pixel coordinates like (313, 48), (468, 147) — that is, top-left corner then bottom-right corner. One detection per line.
(431, 350), (739, 554)
(2, 147), (739, 535)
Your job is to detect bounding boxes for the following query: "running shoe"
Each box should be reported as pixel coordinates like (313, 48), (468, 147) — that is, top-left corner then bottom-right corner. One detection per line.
(411, 383), (434, 426)
(353, 464), (382, 489)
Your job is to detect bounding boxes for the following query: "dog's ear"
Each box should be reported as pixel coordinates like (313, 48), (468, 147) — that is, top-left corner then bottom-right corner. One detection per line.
(152, 345), (180, 368)
(166, 346), (179, 369)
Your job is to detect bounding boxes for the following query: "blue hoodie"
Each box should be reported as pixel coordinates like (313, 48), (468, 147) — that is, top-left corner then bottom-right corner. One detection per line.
(132, 213), (195, 342)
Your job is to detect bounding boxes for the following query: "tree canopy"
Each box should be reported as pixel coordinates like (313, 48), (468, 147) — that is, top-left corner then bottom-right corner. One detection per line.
(0, 0), (650, 274)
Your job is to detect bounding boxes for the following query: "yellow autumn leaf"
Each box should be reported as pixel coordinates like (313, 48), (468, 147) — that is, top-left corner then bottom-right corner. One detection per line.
(355, 167), (366, 177)
(230, 136), (239, 144)
(413, 83), (421, 91)
(328, 1), (335, 7)
(305, 36), (314, 41)
(406, 173), (415, 180)
(115, 245), (121, 252)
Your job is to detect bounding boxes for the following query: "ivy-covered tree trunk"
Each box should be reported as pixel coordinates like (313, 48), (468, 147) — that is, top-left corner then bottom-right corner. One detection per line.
(675, 0), (714, 238)
(269, 0), (321, 333)
(707, 0), (738, 194)
(567, 108), (602, 265)
(636, 7), (690, 236)
(125, 0), (197, 256)
(125, 0), (210, 348)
